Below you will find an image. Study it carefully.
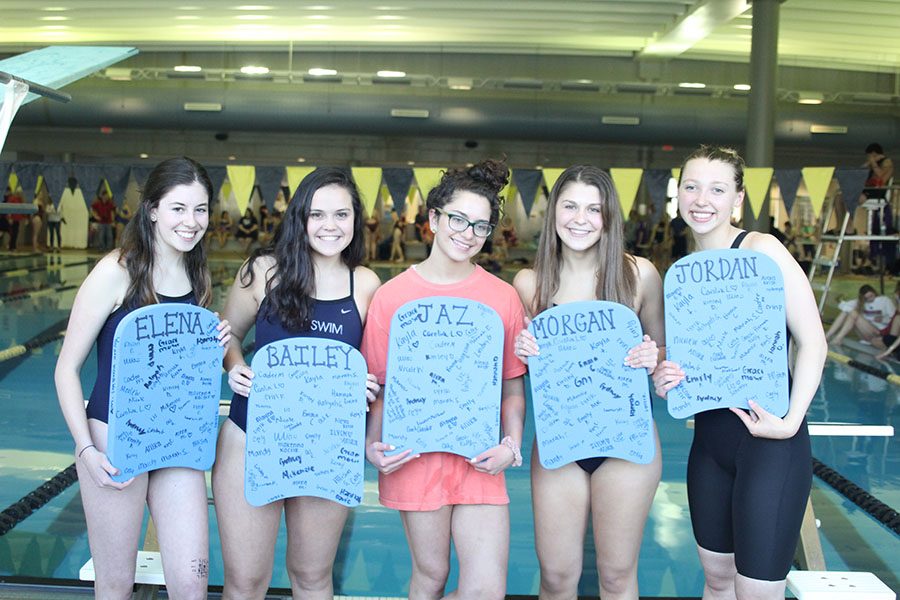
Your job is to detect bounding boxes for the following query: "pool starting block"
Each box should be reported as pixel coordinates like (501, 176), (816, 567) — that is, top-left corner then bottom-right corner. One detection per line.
(787, 571), (895, 599)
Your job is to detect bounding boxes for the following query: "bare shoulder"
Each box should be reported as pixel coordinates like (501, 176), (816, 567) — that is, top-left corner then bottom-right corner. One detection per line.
(512, 268), (536, 294)
(743, 231), (807, 281)
(354, 265), (382, 297)
(88, 251), (129, 291)
(631, 255), (660, 280)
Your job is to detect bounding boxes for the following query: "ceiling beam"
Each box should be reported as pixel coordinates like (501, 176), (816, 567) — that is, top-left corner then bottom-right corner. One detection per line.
(638, 0), (751, 59)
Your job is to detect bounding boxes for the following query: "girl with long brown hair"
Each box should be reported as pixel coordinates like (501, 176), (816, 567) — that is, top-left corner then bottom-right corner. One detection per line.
(514, 165), (663, 599)
(55, 157), (229, 599)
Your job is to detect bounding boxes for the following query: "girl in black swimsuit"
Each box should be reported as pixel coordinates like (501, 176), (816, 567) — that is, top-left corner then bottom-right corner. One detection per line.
(653, 146), (827, 599)
(513, 165), (665, 599)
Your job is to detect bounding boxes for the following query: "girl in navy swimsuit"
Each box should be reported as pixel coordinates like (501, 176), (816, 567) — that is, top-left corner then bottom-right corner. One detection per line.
(653, 146), (827, 599)
(513, 166), (664, 599)
(212, 168), (381, 600)
(55, 157), (230, 599)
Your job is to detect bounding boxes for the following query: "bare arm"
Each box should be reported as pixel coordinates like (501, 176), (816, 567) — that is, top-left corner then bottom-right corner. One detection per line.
(54, 254), (129, 487)
(733, 233), (827, 438)
(222, 259), (267, 395)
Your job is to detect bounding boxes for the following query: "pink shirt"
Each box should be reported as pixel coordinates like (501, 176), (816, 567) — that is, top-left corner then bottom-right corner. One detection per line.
(361, 265), (526, 510)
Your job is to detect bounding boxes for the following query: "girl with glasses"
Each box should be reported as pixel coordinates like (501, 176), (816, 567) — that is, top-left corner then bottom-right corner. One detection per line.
(361, 159), (526, 600)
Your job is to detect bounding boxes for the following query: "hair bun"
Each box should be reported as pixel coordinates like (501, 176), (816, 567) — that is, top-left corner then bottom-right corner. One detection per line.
(467, 159), (509, 195)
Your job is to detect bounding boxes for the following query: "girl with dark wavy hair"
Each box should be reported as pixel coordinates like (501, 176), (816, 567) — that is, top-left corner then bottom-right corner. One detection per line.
(653, 145), (826, 599)
(513, 165), (663, 599)
(213, 167), (381, 600)
(55, 156), (229, 599)
(362, 159), (527, 600)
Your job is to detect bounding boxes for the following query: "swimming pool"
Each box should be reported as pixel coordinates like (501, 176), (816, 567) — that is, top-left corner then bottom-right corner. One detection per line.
(0, 252), (897, 596)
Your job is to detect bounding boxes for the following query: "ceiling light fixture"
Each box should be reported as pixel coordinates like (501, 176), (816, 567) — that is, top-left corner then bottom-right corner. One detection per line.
(174, 65), (202, 72)
(240, 65), (269, 75)
(308, 68), (338, 76)
(448, 77), (473, 90)
(733, 84), (751, 91)
(233, 5), (274, 10)
(678, 82), (706, 89)
(42, 6), (69, 11)
(184, 102), (223, 112)
(377, 70), (406, 78)
(390, 108), (429, 118)
(798, 92), (824, 105)
(39, 15), (69, 21)
(139, 153), (149, 159)
(297, 157), (307, 163)
(601, 116), (640, 126)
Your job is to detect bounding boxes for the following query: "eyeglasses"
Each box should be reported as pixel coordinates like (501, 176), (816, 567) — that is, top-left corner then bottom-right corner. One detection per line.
(434, 208), (494, 237)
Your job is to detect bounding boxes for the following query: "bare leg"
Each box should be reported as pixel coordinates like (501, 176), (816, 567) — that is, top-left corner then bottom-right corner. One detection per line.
(147, 467), (209, 600)
(531, 445), (590, 600)
(283, 496), (350, 599)
(79, 419), (149, 600)
(590, 428), (662, 600)
(697, 546), (737, 600)
(829, 310), (859, 345)
(734, 573), (787, 600)
(444, 504), (509, 600)
(400, 507), (452, 600)
(212, 419), (283, 600)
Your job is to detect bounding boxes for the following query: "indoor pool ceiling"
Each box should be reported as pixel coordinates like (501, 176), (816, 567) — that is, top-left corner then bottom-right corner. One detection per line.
(0, 0), (897, 74)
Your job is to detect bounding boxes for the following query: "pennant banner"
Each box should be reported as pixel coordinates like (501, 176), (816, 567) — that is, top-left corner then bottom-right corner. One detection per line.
(834, 168), (870, 216)
(41, 164), (70, 208)
(413, 168), (444, 201)
(205, 166), (228, 204)
(512, 169), (544, 217)
(382, 168), (414, 213)
(130, 165), (154, 189)
(255, 166), (285, 210)
(644, 169), (671, 220)
(12, 162), (40, 202)
(286, 166), (316, 199)
(72, 164), (105, 211)
(541, 168), (566, 196)
(801, 167), (835, 217)
(610, 168), (643, 218)
(351, 167), (383, 217)
(105, 166), (132, 208)
(227, 165), (256, 215)
(774, 169), (802, 215)
(0, 162), (11, 194)
(743, 168), (774, 219)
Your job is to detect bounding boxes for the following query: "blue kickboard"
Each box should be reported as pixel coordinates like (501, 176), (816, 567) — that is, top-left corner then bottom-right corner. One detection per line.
(107, 304), (221, 481)
(383, 297), (504, 458)
(664, 249), (789, 419)
(528, 301), (655, 468)
(245, 338), (368, 507)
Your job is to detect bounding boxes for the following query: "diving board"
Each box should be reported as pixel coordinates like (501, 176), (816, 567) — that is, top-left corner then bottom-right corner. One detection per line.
(0, 45), (137, 155)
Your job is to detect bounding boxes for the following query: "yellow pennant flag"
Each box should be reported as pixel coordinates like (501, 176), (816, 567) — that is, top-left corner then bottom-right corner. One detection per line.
(220, 180), (232, 203)
(541, 168), (566, 195)
(801, 167), (835, 217)
(742, 167), (774, 218)
(671, 168), (681, 182)
(8, 172), (17, 191)
(413, 168), (445, 201)
(351, 167), (383, 217)
(286, 166), (316, 199)
(227, 165), (256, 215)
(610, 168), (643, 217)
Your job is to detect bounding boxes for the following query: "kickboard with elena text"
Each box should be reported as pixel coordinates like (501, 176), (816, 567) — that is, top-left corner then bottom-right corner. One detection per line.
(528, 301), (655, 467)
(106, 304), (221, 481)
(664, 249), (789, 418)
(383, 297), (504, 458)
(244, 338), (368, 507)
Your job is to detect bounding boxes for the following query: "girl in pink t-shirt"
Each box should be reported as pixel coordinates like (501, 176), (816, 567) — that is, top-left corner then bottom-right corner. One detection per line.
(361, 159), (526, 600)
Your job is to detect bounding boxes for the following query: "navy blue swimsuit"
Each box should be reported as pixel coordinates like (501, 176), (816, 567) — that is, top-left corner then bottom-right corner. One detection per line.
(87, 291), (196, 423)
(228, 271), (363, 432)
(687, 231), (811, 581)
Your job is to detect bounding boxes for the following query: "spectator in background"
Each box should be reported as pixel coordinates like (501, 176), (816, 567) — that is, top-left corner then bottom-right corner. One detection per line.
(235, 207), (259, 254)
(30, 202), (45, 251)
(389, 210), (405, 263)
(364, 211), (380, 263)
(670, 213), (689, 261)
(45, 200), (64, 252)
(826, 284), (896, 348)
(214, 210), (233, 249)
(4, 185), (25, 251)
(91, 188), (116, 251)
(863, 143), (894, 198)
